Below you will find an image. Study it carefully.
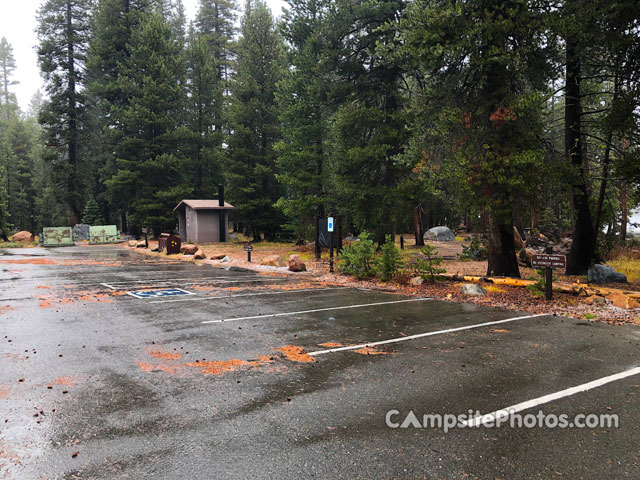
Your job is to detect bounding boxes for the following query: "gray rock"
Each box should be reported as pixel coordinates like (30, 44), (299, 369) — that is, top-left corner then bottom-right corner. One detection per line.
(424, 226), (456, 242)
(459, 283), (487, 296)
(72, 224), (90, 241)
(588, 264), (627, 284)
(220, 255), (231, 263)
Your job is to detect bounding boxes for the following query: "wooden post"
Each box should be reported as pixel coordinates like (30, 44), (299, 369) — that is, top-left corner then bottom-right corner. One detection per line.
(400, 236), (404, 250)
(329, 229), (334, 273)
(545, 267), (552, 300)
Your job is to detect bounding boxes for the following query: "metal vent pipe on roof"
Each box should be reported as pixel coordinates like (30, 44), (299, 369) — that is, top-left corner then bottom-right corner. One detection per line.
(219, 184), (226, 242)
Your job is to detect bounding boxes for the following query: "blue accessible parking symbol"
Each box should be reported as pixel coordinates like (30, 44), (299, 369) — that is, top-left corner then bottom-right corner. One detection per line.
(128, 288), (195, 299)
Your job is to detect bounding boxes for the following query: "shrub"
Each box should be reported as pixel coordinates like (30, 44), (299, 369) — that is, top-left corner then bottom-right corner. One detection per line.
(526, 268), (556, 297)
(376, 235), (404, 281)
(459, 235), (488, 261)
(414, 244), (446, 281)
(338, 231), (376, 279)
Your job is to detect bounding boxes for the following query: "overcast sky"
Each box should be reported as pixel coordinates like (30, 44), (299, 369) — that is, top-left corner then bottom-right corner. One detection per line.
(1, 0), (287, 110)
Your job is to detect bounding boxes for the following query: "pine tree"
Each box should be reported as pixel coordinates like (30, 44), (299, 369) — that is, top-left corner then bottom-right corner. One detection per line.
(0, 137), (12, 238)
(86, 0), (152, 231)
(0, 37), (19, 121)
(395, 0), (553, 277)
(330, 0), (409, 245)
(227, 1), (284, 241)
(184, 26), (225, 197)
(82, 197), (105, 225)
(275, 0), (333, 242)
(196, 0), (237, 82)
(37, 0), (93, 226)
(105, 8), (191, 234)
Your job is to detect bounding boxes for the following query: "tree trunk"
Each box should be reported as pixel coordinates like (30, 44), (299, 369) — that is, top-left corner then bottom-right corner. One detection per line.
(66, 0), (81, 226)
(121, 211), (128, 234)
(565, 37), (596, 275)
(593, 77), (619, 240)
(487, 214), (520, 278)
(620, 181), (628, 242)
(413, 205), (425, 246)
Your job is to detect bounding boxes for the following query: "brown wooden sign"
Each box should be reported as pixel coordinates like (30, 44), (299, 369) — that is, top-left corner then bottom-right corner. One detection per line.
(531, 254), (566, 270)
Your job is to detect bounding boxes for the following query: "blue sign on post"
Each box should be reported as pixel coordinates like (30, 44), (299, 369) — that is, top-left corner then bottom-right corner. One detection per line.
(128, 288), (195, 299)
(328, 217), (334, 232)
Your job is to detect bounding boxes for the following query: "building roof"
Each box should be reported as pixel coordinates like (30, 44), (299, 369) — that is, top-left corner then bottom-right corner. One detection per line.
(174, 200), (235, 211)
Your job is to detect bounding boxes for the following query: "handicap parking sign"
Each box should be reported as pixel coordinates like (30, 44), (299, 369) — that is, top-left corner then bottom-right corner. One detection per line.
(128, 288), (195, 299)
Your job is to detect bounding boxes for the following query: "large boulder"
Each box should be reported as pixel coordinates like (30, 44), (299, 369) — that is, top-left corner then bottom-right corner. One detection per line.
(72, 224), (90, 241)
(460, 283), (487, 296)
(127, 239), (138, 247)
(261, 255), (286, 267)
(193, 249), (206, 259)
(288, 254), (307, 272)
(135, 240), (146, 248)
(11, 231), (34, 243)
(588, 264), (627, 284)
(424, 226), (455, 242)
(410, 276), (424, 286)
(180, 244), (199, 255)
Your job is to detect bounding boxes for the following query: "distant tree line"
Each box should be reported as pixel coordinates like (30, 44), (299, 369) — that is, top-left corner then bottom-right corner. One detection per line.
(0, 0), (638, 276)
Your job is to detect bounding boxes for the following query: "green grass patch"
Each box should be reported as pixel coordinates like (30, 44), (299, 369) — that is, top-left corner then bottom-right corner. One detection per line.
(607, 258), (640, 283)
(583, 313), (598, 320)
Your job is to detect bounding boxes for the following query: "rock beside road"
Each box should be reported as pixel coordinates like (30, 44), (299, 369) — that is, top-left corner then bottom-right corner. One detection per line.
(424, 226), (455, 242)
(410, 276), (424, 286)
(261, 255), (285, 267)
(460, 283), (487, 296)
(210, 254), (227, 260)
(128, 239), (138, 247)
(181, 244), (199, 255)
(288, 254), (307, 272)
(11, 231), (34, 243)
(588, 264), (627, 284)
(193, 249), (206, 260)
(607, 291), (639, 310)
(135, 240), (146, 248)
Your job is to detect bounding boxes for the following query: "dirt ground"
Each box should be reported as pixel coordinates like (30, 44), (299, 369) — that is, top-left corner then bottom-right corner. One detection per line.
(129, 236), (640, 326)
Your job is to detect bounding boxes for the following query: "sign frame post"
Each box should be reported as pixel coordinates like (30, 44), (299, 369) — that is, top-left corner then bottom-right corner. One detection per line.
(531, 253), (566, 301)
(244, 242), (253, 262)
(328, 216), (334, 273)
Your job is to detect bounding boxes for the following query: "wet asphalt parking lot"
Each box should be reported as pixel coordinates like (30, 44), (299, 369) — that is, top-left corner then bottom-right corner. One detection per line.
(1, 245), (639, 479)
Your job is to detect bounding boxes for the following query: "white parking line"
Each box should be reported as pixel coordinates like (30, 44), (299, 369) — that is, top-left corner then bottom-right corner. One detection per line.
(149, 286), (351, 304)
(308, 313), (547, 356)
(201, 297), (433, 324)
(462, 366), (640, 428)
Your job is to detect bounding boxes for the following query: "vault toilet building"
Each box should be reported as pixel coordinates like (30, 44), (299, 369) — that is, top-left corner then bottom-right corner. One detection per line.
(174, 185), (234, 243)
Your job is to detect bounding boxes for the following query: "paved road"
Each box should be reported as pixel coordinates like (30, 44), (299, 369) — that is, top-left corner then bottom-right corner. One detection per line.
(1, 245), (639, 479)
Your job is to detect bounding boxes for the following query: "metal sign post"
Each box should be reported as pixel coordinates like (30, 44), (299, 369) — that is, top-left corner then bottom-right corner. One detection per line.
(328, 217), (334, 273)
(141, 227), (149, 249)
(531, 254), (566, 301)
(244, 243), (253, 262)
